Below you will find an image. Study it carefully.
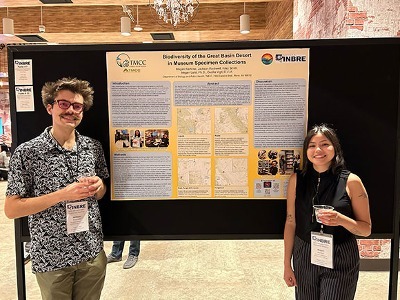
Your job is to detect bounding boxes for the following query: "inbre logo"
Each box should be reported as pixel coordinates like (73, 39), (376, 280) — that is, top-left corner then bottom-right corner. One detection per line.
(276, 54), (307, 63)
(67, 203), (86, 209)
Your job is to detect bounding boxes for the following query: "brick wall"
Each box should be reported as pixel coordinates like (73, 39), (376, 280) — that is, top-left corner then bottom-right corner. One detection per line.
(358, 239), (391, 259)
(346, 5), (367, 31)
(346, 0), (400, 38)
(293, 0), (348, 39)
(294, 0), (399, 260)
(294, 0), (400, 38)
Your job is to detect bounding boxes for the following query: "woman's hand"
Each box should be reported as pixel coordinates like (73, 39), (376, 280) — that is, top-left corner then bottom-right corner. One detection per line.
(318, 210), (341, 226)
(284, 266), (297, 287)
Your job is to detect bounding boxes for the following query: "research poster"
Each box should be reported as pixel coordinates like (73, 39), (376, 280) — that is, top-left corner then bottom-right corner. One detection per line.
(106, 48), (309, 200)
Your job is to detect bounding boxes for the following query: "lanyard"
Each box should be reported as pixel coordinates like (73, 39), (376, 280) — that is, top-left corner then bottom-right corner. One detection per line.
(49, 129), (80, 183)
(63, 146), (79, 183)
(311, 175), (320, 222)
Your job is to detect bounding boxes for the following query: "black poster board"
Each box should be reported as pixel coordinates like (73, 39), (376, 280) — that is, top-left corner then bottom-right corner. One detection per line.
(7, 38), (400, 300)
(8, 38), (399, 241)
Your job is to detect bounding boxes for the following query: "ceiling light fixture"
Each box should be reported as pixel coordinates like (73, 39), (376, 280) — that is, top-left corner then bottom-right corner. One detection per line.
(150, 0), (200, 28)
(240, 2), (250, 34)
(121, 5), (134, 36)
(121, 16), (131, 36)
(3, 8), (14, 37)
(134, 5), (143, 32)
(121, 5), (133, 36)
(39, 6), (46, 33)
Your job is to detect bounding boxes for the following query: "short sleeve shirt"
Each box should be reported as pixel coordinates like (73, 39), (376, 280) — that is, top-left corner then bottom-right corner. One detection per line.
(6, 127), (109, 273)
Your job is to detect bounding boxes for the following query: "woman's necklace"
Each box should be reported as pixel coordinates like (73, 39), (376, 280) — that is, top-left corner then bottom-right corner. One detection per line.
(311, 175), (320, 222)
(311, 172), (336, 223)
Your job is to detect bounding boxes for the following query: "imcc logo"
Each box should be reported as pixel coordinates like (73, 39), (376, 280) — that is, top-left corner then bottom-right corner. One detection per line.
(116, 53), (130, 67)
(116, 53), (147, 69)
(276, 54), (307, 63)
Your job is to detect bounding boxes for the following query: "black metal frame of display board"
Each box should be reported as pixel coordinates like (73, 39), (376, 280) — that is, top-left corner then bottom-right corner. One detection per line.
(7, 38), (400, 299)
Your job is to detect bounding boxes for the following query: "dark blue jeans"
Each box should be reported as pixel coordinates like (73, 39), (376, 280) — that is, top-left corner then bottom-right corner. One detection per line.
(111, 240), (140, 258)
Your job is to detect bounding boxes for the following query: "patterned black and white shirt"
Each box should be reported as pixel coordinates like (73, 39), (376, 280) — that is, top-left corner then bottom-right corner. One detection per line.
(6, 127), (109, 273)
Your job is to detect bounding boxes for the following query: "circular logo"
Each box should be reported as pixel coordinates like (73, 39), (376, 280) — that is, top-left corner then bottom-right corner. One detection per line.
(261, 53), (273, 65)
(116, 53), (130, 68)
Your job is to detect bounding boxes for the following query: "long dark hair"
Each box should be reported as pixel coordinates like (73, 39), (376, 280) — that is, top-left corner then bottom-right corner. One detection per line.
(302, 124), (346, 175)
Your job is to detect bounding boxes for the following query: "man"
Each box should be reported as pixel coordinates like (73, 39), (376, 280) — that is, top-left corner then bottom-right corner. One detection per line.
(4, 77), (109, 300)
(269, 160), (278, 175)
(107, 240), (140, 269)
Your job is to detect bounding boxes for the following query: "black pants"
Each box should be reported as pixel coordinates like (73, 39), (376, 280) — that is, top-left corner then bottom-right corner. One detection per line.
(293, 236), (359, 300)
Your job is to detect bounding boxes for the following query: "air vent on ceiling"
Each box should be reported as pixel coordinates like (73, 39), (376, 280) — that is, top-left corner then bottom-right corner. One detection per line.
(39, 0), (73, 3)
(16, 35), (48, 43)
(150, 33), (175, 41)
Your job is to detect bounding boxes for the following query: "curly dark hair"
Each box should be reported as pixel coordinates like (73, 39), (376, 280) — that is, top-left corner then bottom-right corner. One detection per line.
(41, 77), (94, 111)
(302, 124), (346, 175)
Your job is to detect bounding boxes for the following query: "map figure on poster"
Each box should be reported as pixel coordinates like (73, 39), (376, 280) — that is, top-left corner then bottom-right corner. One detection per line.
(177, 108), (211, 135)
(178, 158), (211, 186)
(215, 107), (248, 134)
(215, 158), (248, 186)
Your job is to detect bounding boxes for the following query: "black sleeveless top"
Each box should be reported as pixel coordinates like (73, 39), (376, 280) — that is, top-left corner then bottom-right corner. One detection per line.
(295, 168), (354, 244)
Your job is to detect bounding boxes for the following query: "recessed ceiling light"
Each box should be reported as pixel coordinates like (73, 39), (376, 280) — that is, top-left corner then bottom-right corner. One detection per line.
(39, 0), (73, 3)
(16, 35), (48, 43)
(150, 33), (175, 40)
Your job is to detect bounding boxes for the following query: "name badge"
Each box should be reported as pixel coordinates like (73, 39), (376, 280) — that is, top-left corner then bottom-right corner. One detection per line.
(66, 201), (89, 234)
(311, 231), (334, 269)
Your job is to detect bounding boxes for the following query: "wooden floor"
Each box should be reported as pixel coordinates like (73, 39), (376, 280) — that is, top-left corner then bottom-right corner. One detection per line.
(0, 180), (395, 299)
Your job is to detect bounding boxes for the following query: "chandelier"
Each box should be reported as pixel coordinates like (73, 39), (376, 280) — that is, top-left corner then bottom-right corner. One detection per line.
(150, 0), (200, 27)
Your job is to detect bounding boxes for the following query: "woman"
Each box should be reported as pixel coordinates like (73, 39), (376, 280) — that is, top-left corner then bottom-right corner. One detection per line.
(0, 144), (9, 168)
(131, 130), (142, 148)
(283, 124), (371, 299)
(160, 133), (169, 147)
(279, 155), (286, 174)
(0, 144), (10, 180)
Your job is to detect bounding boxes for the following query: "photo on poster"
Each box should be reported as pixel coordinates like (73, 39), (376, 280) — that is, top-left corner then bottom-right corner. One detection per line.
(258, 149), (267, 159)
(278, 150), (301, 174)
(115, 129), (129, 148)
(145, 129), (169, 148)
(257, 149), (279, 176)
(130, 129), (144, 148)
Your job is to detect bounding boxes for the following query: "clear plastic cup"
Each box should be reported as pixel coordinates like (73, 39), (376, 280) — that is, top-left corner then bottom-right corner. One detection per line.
(313, 205), (334, 223)
(77, 172), (95, 187)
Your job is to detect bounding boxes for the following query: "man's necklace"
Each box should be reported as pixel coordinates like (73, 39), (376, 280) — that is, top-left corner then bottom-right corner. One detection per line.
(49, 130), (80, 182)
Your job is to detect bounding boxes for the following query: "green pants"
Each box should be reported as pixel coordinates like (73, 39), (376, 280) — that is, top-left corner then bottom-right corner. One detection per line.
(35, 250), (107, 300)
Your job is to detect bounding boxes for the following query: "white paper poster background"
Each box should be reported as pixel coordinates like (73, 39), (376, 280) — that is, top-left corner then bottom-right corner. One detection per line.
(14, 59), (33, 86)
(15, 86), (35, 112)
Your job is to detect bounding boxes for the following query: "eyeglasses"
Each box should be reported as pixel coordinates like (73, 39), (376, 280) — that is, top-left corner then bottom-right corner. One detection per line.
(53, 99), (85, 112)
